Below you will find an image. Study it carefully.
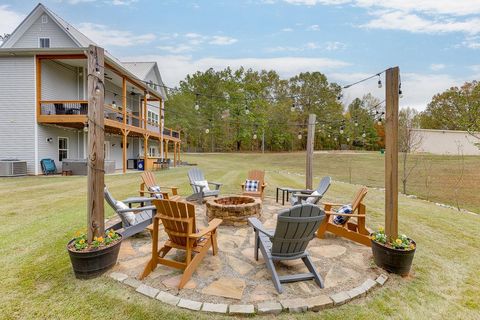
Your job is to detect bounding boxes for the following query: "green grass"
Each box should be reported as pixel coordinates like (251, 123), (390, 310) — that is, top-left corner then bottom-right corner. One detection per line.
(1, 152), (479, 319)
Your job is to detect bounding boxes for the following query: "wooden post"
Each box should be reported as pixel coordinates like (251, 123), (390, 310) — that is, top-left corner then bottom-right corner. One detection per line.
(122, 77), (127, 174)
(385, 67), (400, 241)
(306, 114), (316, 189)
(86, 45), (105, 243)
(143, 95), (147, 129)
(143, 134), (149, 171)
(165, 140), (169, 159)
(173, 142), (177, 167)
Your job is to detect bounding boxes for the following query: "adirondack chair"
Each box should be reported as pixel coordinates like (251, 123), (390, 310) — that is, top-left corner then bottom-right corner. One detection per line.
(140, 199), (222, 289)
(139, 171), (180, 200)
(290, 176), (331, 205)
(316, 186), (371, 246)
(104, 187), (156, 239)
(186, 167), (222, 204)
(241, 169), (267, 199)
(248, 204), (325, 293)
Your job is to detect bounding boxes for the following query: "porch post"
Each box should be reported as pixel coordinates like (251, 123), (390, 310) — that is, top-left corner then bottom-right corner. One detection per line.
(143, 134), (149, 171)
(173, 142), (177, 167)
(160, 99), (164, 159)
(165, 140), (169, 160)
(122, 77), (127, 174)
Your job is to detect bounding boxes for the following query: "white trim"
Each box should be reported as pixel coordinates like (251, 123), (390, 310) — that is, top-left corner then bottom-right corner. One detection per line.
(58, 136), (69, 161)
(34, 55), (39, 175)
(41, 14), (48, 24)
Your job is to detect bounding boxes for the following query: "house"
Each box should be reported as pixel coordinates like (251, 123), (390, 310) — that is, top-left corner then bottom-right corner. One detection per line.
(0, 3), (181, 175)
(411, 128), (480, 156)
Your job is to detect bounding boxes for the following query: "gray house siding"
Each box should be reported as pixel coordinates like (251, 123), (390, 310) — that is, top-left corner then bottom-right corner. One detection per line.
(37, 125), (82, 171)
(13, 14), (77, 48)
(0, 56), (36, 174)
(41, 60), (82, 101)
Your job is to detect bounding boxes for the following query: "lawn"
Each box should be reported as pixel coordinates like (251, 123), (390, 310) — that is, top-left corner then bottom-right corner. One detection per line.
(1, 152), (479, 319)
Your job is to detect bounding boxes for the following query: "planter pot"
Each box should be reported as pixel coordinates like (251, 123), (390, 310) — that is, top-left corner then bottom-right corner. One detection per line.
(67, 236), (122, 279)
(371, 239), (416, 276)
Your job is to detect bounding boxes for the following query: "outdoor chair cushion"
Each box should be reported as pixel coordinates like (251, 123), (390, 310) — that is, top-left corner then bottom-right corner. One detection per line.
(115, 200), (136, 225)
(244, 179), (259, 192)
(306, 190), (321, 204)
(148, 185), (163, 199)
(195, 180), (210, 192)
(333, 204), (352, 225)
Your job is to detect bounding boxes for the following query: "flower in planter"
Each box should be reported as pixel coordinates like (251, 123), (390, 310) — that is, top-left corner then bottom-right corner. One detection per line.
(72, 229), (120, 251)
(371, 229), (415, 250)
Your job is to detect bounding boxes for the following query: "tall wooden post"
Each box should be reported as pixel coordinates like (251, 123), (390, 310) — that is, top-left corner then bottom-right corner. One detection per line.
(173, 142), (177, 167)
(385, 67), (400, 241)
(306, 114), (316, 189)
(122, 77), (127, 173)
(143, 134), (149, 171)
(86, 45), (105, 243)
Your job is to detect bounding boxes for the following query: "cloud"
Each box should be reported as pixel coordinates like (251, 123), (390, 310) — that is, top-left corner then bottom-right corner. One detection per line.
(281, 27), (294, 32)
(209, 36), (238, 45)
(77, 23), (155, 46)
(109, 0), (138, 5)
(325, 41), (346, 51)
(461, 36), (480, 49)
(266, 41), (345, 52)
(120, 54), (350, 86)
(284, 0), (350, 5)
(0, 5), (25, 37)
(156, 44), (194, 53)
(307, 24), (320, 31)
(430, 64), (446, 71)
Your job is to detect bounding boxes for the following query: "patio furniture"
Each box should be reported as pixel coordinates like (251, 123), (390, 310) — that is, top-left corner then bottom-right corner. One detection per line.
(248, 203), (325, 293)
(140, 199), (222, 289)
(276, 187), (293, 205)
(241, 169), (267, 199)
(54, 103), (65, 115)
(40, 158), (57, 175)
(316, 186), (371, 246)
(290, 176), (331, 205)
(139, 171), (180, 200)
(104, 187), (156, 239)
(186, 167), (222, 204)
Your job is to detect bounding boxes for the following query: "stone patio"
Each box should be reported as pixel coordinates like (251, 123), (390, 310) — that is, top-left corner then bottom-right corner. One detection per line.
(108, 197), (387, 314)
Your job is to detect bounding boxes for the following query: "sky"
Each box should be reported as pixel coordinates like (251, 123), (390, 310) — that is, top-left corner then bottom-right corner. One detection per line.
(1, 0), (479, 110)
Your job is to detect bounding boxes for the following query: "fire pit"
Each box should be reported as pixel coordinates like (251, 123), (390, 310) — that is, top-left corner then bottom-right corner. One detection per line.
(206, 196), (261, 226)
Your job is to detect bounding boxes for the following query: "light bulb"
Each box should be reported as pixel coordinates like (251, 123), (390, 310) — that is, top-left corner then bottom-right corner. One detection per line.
(377, 120), (382, 126)
(362, 132), (366, 138)
(112, 101), (116, 108)
(347, 137), (350, 142)
(399, 89), (403, 98)
(334, 137), (338, 141)
(95, 85), (101, 94)
(245, 108), (250, 115)
(253, 134), (257, 140)
(145, 93), (151, 99)
(327, 134), (331, 138)
(354, 121), (359, 127)
(378, 79), (382, 88)
(297, 133), (302, 140)
(194, 103), (199, 111)
(83, 125), (88, 133)
(205, 128), (210, 134)
(291, 104), (295, 112)
(95, 67), (101, 76)
(340, 129), (344, 134)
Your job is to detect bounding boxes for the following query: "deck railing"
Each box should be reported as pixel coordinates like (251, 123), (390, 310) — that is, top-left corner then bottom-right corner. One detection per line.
(39, 100), (180, 139)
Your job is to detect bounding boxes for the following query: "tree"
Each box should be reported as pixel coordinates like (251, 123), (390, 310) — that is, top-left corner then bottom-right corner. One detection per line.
(399, 107), (422, 194)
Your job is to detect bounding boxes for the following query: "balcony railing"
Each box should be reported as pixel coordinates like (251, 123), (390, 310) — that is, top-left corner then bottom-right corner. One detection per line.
(39, 100), (180, 139)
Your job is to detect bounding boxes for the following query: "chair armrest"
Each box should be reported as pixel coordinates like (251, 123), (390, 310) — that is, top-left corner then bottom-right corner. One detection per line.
(294, 193), (323, 199)
(248, 217), (274, 238)
(189, 218), (222, 239)
(117, 206), (156, 214)
(190, 183), (206, 192)
(208, 181), (222, 186)
(288, 188), (312, 193)
(122, 197), (155, 204)
(322, 202), (344, 207)
(325, 210), (363, 217)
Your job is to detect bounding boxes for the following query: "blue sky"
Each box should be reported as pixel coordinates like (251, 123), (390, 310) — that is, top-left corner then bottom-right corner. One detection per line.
(1, 0), (480, 110)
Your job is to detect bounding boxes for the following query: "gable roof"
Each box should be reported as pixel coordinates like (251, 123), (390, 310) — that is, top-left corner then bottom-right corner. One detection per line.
(122, 62), (167, 98)
(1, 3), (95, 49)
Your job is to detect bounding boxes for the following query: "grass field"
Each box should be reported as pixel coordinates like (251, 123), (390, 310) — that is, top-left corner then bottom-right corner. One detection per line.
(1, 152), (479, 319)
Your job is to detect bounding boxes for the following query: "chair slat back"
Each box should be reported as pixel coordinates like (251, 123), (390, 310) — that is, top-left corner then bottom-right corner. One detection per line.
(351, 187), (368, 212)
(271, 204), (325, 257)
(104, 186), (131, 227)
(153, 199), (196, 247)
(188, 168), (206, 193)
(316, 176), (331, 197)
(141, 171), (156, 189)
(247, 170), (265, 186)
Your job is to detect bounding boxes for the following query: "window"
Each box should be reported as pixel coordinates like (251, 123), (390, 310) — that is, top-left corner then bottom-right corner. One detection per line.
(41, 15), (48, 24)
(58, 137), (69, 162)
(147, 111), (159, 124)
(149, 146), (157, 157)
(39, 38), (50, 48)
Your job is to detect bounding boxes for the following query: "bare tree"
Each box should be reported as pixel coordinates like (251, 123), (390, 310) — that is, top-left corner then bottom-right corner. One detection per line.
(453, 142), (465, 211)
(420, 154), (434, 201)
(399, 108), (423, 194)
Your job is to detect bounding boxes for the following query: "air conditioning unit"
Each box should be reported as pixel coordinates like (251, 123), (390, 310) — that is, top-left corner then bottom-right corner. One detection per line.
(0, 159), (28, 177)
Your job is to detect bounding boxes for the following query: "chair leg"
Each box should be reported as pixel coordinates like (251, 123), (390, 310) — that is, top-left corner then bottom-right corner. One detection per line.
(302, 255), (324, 288)
(316, 218), (328, 239)
(254, 232), (259, 261)
(265, 257), (283, 293)
(211, 231), (218, 255)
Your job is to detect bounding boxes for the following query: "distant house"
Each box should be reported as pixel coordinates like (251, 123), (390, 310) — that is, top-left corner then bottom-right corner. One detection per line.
(411, 129), (480, 155)
(0, 3), (181, 175)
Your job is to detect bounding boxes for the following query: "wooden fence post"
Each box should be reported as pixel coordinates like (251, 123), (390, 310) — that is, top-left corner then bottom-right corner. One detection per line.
(87, 45), (105, 243)
(306, 114), (316, 189)
(385, 67), (400, 241)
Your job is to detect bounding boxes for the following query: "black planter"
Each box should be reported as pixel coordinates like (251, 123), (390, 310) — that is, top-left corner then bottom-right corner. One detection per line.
(67, 236), (122, 279)
(371, 239), (416, 276)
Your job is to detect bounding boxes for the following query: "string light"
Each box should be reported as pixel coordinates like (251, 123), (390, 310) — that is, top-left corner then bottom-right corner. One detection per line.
(377, 74), (382, 88)
(112, 101), (116, 108)
(145, 92), (151, 99)
(245, 107), (250, 115)
(399, 83), (403, 98)
(253, 133), (257, 140)
(95, 67), (101, 76)
(95, 85), (101, 94)
(297, 132), (302, 140)
(291, 103), (295, 112)
(347, 137), (350, 142)
(362, 132), (366, 138)
(205, 128), (210, 134)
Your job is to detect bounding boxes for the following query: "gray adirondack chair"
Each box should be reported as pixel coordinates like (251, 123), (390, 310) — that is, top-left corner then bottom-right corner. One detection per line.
(104, 187), (156, 239)
(248, 204), (326, 293)
(186, 167), (222, 204)
(290, 176), (331, 205)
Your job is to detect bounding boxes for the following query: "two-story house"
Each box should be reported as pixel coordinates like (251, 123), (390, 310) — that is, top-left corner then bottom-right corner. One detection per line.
(0, 3), (181, 175)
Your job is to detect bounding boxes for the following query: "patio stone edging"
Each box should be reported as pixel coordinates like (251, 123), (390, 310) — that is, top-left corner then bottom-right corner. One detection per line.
(108, 272), (390, 315)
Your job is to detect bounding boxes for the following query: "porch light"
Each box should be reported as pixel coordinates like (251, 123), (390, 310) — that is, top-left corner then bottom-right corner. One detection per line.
(83, 124), (88, 133)
(95, 85), (101, 94)
(377, 74), (382, 88)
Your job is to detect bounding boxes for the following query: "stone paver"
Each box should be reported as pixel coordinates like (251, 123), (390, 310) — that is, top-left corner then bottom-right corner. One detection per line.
(177, 298), (203, 311)
(361, 278), (378, 292)
(376, 274), (388, 285)
(156, 291), (180, 306)
(201, 302), (228, 314)
(123, 277), (143, 289)
(229, 304), (255, 315)
(257, 301), (283, 315)
(324, 266), (360, 288)
(306, 295), (333, 311)
(347, 286), (366, 300)
(109, 272), (128, 282)
(280, 298), (308, 313)
(136, 284), (159, 298)
(202, 277), (246, 300)
(228, 255), (254, 275)
(309, 244), (347, 258)
(162, 274), (197, 289)
(330, 291), (351, 306)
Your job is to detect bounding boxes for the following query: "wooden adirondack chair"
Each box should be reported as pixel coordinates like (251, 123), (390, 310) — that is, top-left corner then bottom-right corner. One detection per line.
(186, 167), (222, 204)
(248, 204), (325, 293)
(139, 171), (180, 200)
(140, 199), (222, 289)
(241, 169), (267, 199)
(316, 186), (371, 246)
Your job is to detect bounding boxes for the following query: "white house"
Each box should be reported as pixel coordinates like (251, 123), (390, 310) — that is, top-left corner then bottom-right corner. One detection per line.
(411, 128), (480, 155)
(0, 3), (181, 175)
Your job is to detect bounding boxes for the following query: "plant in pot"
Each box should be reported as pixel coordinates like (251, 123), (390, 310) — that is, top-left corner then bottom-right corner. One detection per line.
(370, 227), (416, 276)
(67, 228), (122, 279)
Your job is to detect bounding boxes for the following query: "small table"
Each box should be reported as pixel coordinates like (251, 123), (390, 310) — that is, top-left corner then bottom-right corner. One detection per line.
(123, 196), (153, 208)
(276, 187), (293, 205)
